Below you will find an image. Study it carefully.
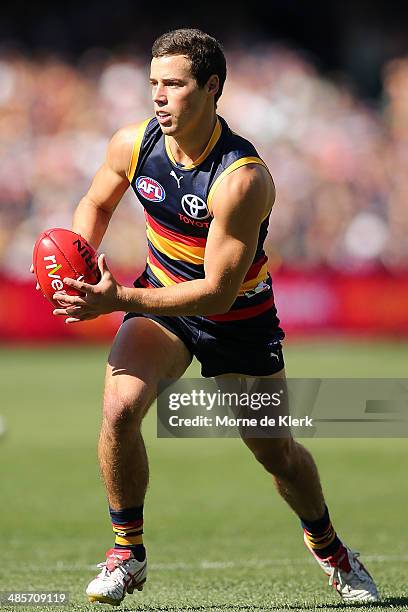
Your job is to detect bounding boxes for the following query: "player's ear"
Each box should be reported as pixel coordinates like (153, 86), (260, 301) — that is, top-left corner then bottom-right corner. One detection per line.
(207, 74), (219, 98)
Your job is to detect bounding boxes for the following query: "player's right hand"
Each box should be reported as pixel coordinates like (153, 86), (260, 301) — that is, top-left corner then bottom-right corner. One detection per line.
(30, 264), (40, 290)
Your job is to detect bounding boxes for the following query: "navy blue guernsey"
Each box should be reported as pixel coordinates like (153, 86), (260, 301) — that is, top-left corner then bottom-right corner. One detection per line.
(126, 115), (275, 321)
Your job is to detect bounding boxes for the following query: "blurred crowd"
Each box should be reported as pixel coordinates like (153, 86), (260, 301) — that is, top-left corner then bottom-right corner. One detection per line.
(0, 45), (407, 279)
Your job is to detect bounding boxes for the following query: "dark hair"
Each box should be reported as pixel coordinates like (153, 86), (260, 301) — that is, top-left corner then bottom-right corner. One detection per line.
(152, 28), (226, 103)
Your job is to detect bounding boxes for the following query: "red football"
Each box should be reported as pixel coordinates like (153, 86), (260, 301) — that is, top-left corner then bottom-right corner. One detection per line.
(32, 228), (100, 306)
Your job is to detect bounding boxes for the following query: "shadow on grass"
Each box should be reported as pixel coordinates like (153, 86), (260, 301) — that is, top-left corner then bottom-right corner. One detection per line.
(114, 596), (408, 612)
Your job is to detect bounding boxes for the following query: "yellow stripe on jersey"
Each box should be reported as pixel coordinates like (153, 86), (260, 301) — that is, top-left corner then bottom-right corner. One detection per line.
(146, 257), (177, 287)
(126, 118), (152, 183)
(148, 254), (268, 298)
(237, 262), (268, 296)
(146, 223), (205, 264)
(165, 118), (222, 170)
(147, 256), (268, 297)
(207, 156), (270, 216)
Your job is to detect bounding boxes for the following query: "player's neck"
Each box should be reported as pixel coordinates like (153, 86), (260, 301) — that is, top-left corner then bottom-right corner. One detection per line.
(167, 111), (218, 167)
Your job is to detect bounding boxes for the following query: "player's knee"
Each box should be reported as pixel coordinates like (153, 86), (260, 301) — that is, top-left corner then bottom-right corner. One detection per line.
(249, 438), (296, 477)
(103, 385), (149, 431)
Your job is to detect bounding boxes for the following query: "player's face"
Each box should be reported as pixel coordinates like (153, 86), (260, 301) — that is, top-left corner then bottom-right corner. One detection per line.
(150, 55), (214, 136)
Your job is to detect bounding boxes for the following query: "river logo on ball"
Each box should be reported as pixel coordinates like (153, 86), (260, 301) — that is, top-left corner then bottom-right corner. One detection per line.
(136, 176), (166, 202)
(43, 254), (64, 292)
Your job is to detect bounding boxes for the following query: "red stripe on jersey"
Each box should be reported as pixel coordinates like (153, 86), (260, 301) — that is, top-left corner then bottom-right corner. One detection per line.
(244, 254), (268, 282)
(148, 249), (187, 283)
(207, 295), (275, 321)
(145, 212), (207, 248)
(138, 275), (153, 288)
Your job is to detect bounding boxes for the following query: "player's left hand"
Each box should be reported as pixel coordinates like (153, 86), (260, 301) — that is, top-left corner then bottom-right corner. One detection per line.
(52, 254), (123, 323)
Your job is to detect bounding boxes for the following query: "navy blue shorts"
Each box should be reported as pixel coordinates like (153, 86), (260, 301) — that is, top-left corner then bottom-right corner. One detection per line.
(123, 306), (285, 378)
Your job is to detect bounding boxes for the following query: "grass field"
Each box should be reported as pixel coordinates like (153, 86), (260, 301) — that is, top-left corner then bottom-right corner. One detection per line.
(1, 340), (408, 611)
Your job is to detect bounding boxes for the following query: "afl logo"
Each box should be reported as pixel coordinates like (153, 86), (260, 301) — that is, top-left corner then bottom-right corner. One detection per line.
(136, 176), (166, 202)
(181, 194), (210, 220)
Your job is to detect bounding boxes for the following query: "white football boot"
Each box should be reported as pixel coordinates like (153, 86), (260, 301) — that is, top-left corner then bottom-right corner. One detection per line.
(304, 535), (379, 602)
(86, 548), (147, 606)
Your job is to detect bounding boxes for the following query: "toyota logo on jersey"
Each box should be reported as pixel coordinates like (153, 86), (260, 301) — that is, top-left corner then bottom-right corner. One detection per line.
(181, 194), (210, 220)
(136, 176), (166, 202)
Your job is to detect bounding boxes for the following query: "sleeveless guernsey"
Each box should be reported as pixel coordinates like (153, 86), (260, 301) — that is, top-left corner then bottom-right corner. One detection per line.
(127, 115), (275, 321)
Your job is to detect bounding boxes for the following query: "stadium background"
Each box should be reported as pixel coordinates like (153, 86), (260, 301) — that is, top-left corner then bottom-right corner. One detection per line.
(1, 1), (408, 339)
(1, 2), (408, 610)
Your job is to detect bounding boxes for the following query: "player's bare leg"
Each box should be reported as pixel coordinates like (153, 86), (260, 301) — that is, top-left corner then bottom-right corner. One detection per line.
(217, 369), (325, 519)
(87, 317), (192, 605)
(237, 370), (326, 521)
(228, 369), (378, 602)
(100, 318), (191, 509)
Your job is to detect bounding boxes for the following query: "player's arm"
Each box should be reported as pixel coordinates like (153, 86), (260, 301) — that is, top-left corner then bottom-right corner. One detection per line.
(72, 126), (137, 248)
(53, 164), (274, 321)
(30, 126), (135, 286)
(202, 164), (275, 310)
